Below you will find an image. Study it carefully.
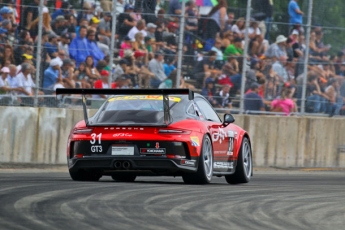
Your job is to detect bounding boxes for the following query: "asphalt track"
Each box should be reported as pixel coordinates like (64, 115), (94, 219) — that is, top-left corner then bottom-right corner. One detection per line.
(0, 168), (344, 230)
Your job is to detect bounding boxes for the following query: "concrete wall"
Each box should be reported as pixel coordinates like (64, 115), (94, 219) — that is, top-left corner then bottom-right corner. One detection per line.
(1, 107), (344, 167)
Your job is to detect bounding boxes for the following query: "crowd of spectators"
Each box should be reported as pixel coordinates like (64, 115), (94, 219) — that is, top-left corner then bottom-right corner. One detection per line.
(0, 0), (344, 116)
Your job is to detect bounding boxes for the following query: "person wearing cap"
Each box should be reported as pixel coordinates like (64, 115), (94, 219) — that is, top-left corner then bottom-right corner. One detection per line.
(193, 50), (218, 89)
(128, 19), (147, 42)
(146, 23), (157, 39)
(217, 84), (233, 109)
(90, 16), (100, 28)
(92, 70), (116, 99)
(60, 58), (76, 88)
(45, 34), (59, 59)
(51, 15), (67, 36)
(0, 6), (13, 21)
(58, 33), (71, 57)
(148, 51), (167, 88)
(43, 58), (62, 91)
(244, 82), (265, 114)
(264, 35), (288, 60)
(201, 77), (221, 108)
(113, 59), (128, 81)
(117, 4), (136, 38)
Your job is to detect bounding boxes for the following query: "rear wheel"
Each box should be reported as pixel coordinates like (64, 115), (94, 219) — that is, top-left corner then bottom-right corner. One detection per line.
(182, 135), (213, 184)
(225, 137), (252, 184)
(111, 174), (137, 182)
(69, 169), (102, 181)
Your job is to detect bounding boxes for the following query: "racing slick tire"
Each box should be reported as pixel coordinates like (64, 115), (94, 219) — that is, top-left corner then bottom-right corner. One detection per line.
(225, 137), (252, 184)
(69, 169), (102, 181)
(182, 135), (213, 184)
(111, 175), (137, 182)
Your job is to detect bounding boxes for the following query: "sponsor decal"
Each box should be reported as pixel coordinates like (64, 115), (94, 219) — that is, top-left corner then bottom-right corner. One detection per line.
(212, 128), (227, 144)
(155, 142), (160, 148)
(140, 148), (166, 154)
(227, 131), (234, 156)
(190, 136), (200, 147)
(108, 95), (181, 102)
(181, 159), (196, 166)
(214, 162), (234, 169)
(113, 133), (132, 137)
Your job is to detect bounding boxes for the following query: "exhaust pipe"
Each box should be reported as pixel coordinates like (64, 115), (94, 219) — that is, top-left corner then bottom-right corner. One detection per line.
(114, 161), (122, 169)
(122, 161), (131, 169)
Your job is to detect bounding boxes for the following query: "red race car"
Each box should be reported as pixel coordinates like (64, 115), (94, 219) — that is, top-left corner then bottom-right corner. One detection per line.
(56, 89), (253, 184)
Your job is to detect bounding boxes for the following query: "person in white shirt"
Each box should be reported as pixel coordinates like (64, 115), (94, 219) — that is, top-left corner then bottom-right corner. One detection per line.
(7, 65), (25, 95)
(127, 20), (147, 42)
(16, 63), (35, 96)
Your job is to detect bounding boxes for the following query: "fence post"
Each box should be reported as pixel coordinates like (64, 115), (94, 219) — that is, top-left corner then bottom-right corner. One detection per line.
(176, 0), (186, 89)
(300, 0), (313, 115)
(108, 0), (118, 86)
(34, 0), (44, 107)
(239, 0), (252, 114)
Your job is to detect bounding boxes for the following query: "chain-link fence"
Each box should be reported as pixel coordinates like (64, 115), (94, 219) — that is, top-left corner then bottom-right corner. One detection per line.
(0, 0), (344, 117)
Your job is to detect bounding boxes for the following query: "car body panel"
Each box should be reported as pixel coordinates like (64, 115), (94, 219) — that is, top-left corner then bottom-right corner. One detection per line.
(64, 92), (250, 177)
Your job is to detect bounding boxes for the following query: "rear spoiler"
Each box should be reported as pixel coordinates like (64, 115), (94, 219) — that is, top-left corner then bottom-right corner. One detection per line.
(56, 88), (194, 127)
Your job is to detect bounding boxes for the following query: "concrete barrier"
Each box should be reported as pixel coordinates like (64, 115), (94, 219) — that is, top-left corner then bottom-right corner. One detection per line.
(0, 107), (344, 167)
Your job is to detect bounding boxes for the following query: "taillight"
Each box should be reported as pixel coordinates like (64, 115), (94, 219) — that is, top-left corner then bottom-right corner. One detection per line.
(159, 129), (191, 134)
(74, 154), (84, 159)
(73, 128), (93, 134)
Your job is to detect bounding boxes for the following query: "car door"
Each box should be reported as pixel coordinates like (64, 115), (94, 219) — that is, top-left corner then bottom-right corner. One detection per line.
(194, 98), (231, 170)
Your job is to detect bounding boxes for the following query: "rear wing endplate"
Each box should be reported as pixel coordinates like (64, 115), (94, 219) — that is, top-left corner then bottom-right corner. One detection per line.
(56, 88), (194, 127)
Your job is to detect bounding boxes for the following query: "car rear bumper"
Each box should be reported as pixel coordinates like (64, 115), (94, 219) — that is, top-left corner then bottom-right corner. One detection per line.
(68, 156), (198, 173)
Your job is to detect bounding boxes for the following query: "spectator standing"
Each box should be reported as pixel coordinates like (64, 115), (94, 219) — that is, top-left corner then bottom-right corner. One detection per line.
(168, 0), (182, 17)
(204, 0), (228, 50)
(117, 4), (136, 39)
(22, 0), (39, 32)
(288, 0), (304, 28)
(148, 51), (167, 88)
(244, 83), (265, 114)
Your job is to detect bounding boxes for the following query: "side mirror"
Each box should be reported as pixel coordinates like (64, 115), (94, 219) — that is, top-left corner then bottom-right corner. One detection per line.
(223, 114), (235, 126)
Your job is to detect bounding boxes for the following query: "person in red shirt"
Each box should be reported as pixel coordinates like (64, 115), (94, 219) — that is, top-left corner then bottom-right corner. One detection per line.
(93, 70), (116, 99)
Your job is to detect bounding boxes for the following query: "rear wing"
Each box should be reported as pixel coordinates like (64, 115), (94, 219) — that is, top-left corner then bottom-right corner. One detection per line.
(56, 88), (194, 127)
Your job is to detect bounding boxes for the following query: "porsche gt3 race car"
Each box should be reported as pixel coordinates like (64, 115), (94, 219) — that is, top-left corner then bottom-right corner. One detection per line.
(56, 89), (253, 184)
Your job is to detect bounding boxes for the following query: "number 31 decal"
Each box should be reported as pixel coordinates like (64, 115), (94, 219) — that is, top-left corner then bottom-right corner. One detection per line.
(90, 133), (102, 144)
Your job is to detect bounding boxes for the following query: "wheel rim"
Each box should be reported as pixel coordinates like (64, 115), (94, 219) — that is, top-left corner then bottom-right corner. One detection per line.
(203, 138), (213, 180)
(243, 141), (252, 178)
